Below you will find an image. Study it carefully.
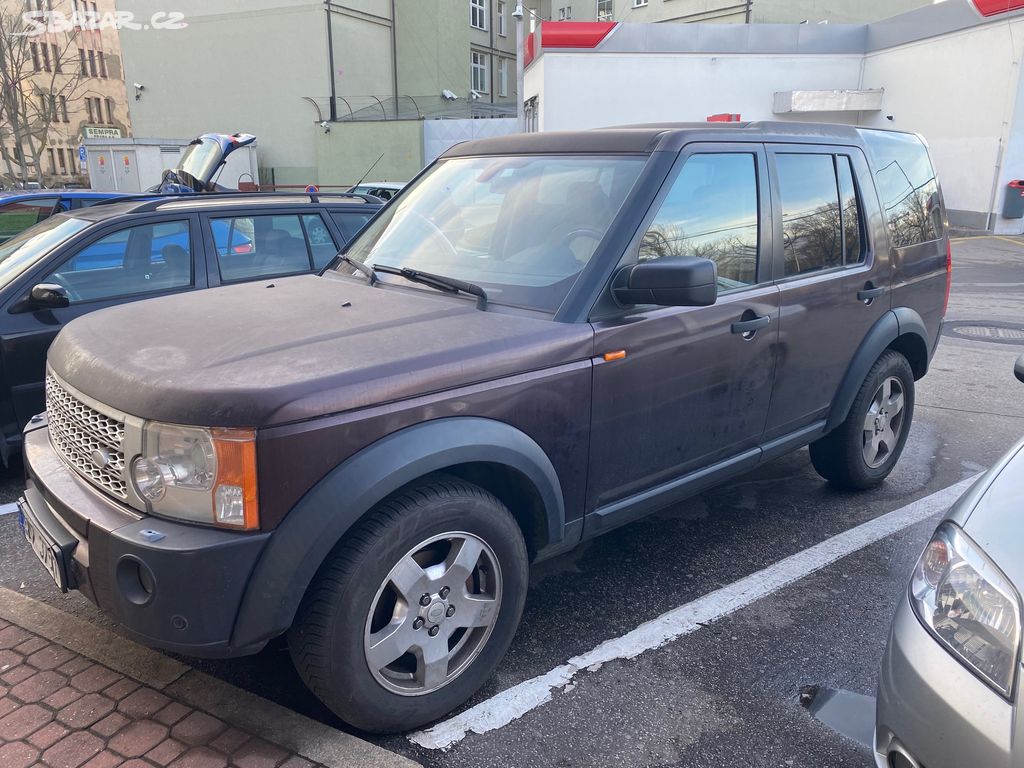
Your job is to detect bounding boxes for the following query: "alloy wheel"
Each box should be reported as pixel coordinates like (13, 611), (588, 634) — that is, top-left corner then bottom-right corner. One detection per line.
(862, 376), (906, 469)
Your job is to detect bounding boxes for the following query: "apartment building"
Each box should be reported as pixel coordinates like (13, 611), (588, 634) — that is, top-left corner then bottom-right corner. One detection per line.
(119, 0), (521, 187)
(537, 0), (936, 23)
(0, 0), (131, 187)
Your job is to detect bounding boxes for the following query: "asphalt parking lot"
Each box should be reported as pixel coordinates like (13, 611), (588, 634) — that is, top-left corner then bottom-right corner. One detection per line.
(0, 234), (1021, 768)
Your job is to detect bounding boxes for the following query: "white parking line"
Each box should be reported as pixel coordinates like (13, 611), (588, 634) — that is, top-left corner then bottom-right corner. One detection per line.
(409, 474), (981, 750)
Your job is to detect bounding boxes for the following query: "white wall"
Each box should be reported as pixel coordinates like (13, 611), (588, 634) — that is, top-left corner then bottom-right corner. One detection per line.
(531, 52), (864, 131)
(859, 19), (1024, 230)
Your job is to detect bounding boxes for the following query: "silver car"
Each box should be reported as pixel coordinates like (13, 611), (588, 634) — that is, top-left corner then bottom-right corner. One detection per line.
(875, 354), (1024, 768)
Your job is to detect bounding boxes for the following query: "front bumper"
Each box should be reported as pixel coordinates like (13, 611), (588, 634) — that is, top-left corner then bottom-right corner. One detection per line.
(875, 594), (1017, 768)
(21, 418), (272, 658)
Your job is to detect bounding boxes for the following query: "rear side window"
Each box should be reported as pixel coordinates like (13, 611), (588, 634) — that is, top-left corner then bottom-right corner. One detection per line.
(0, 198), (59, 243)
(862, 131), (942, 247)
(211, 214), (321, 282)
(776, 153), (865, 277)
(639, 153), (759, 290)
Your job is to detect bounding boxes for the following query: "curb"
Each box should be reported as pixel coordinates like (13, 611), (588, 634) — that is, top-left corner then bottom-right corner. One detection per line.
(0, 586), (421, 768)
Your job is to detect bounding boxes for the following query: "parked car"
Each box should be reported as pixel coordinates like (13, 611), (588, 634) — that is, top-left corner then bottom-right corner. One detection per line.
(0, 191), (126, 244)
(0, 192), (380, 464)
(347, 181), (405, 201)
(19, 123), (950, 733)
(874, 354), (1024, 768)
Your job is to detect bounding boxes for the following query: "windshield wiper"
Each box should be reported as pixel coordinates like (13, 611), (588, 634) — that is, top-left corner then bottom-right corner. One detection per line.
(374, 264), (488, 310)
(338, 255), (378, 285)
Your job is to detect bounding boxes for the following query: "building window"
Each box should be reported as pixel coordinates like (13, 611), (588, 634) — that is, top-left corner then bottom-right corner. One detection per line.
(59, 96), (68, 122)
(79, 48), (87, 75)
(498, 58), (508, 97)
(30, 43), (41, 72)
(97, 51), (107, 78)
(88, 49), (97, 77)
(497, 0), (507, 35)
(38, 94), (48, 120)
(41, 43), (51, 72)
(105, 98), (114, 124)
(47, 149), (56, 175)
(597, 0), (613, 20)
(470, 0), (487, 30)
(52, 44), (61, 73)
(57, 148), (67, 176)
(471, 50), (489, 94)
(632, 0), (648, 6)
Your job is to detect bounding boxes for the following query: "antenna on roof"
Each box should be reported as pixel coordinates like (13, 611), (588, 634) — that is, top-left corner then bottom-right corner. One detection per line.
(353, 153), (385, 188)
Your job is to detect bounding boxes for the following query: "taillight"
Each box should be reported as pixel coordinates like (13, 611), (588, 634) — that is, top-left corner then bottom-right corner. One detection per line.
(233, 243), (253, 254)
(942, 239), (952, 317)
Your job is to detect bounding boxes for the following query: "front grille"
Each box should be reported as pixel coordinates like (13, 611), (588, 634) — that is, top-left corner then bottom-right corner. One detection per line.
(45, 373), (128, 500)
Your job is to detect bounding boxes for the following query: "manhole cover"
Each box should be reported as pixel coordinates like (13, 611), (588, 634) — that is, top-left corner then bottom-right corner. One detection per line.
(944, 322), (1024, 345)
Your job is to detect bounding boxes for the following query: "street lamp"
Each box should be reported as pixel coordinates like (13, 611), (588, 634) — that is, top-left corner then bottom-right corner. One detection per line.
(513, 2), (525, 132)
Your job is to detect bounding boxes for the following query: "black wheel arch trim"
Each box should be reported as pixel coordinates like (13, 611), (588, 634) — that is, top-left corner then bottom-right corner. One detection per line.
(825, 307), (929, 432)
(230, 416), (566, 649)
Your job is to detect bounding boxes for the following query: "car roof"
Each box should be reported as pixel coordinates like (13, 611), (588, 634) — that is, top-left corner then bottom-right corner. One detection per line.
(65, 193), (382, 223)
(440, 121), (919, 158)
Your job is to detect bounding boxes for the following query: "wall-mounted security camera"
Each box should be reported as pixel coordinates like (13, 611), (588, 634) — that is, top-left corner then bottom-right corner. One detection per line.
(470, 90), (483, 101)
(886, 114), (895, 121)
(133, 83), (145, 101)
(320, 120), (331, 134)
(441, 89), (459, 101)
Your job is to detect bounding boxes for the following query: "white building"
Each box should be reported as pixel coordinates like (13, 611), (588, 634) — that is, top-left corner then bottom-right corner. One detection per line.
(524, 0), (1024, 233)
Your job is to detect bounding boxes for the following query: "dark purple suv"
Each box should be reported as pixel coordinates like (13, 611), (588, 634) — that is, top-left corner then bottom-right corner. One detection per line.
(19, 123), (950, 733)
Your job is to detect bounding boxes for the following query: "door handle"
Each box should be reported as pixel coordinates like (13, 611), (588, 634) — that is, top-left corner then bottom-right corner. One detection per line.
(731, 314), (771, 336)
(857, 286), (886, 304)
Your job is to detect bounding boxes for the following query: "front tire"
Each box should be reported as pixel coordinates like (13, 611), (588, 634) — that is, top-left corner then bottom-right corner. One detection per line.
(288, 475), (528, 733)
(809, 350), (915, 490)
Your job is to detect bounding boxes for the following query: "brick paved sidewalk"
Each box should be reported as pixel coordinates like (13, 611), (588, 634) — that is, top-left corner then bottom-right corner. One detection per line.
(0, 617), (324, 768)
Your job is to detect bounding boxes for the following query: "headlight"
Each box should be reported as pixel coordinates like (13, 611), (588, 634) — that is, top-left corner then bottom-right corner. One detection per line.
(910, 522), (1021, 697)
(130, 422), (259, 530)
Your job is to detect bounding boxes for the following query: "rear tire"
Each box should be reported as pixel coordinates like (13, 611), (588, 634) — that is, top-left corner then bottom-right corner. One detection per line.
(810, 350), (915, 490)
(288, 474), (528, 733)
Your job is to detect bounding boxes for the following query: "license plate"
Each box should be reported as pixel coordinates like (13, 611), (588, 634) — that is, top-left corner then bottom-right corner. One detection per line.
(19, 503), (68, 592)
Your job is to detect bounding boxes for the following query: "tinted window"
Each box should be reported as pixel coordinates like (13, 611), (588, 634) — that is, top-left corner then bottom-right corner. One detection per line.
(212, 214), (314, 282)
(0, 198), (59, 243)
(837, 156), (864, 264)
(777, 154), (843, 277)
(330, 211), (374, 243)
(302, 214), (339, 269)
(339, 155), (646, 313)
(862, 131), (941, 247)
(46, 220), (192, 303)
(639, 153), (759, 289)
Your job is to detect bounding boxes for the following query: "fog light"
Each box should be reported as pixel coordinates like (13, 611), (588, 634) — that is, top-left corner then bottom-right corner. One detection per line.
(116, 556), (155, 606)
(215, 484), (245, 525)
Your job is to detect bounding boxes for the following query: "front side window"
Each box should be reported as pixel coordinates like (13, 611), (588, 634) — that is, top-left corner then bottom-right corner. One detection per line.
(639, 153), (759, 290)
(211, 214), (319, 281)
(863, 131), (942, 248)
(471, 0), (487, 29)
(45, 220), (192, 303)
(471, 51), (489, 94)
(338, 154), (646, 313)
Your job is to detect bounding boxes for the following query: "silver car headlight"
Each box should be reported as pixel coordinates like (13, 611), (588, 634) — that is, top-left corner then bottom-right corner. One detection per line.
(910, 522), (1021, 698)
(130, 421), (259, 530)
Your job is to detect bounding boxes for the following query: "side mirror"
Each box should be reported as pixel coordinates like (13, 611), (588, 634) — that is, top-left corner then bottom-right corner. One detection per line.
(1015, 354), (1024, 384)
(612, 256), (718, 307)
(29, 283), (70, 309)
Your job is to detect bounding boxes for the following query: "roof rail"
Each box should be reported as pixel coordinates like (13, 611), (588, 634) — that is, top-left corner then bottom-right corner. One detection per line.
(90, 190), (382, 212)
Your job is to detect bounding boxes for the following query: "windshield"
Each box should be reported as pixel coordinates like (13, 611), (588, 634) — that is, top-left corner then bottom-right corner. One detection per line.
(338, 155), (647, 312)
(0, 215), (91, 289)
(175, 137), (224, 189)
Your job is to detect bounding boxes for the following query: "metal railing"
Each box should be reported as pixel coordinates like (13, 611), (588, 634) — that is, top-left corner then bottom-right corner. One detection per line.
(302, 95), (516, 122)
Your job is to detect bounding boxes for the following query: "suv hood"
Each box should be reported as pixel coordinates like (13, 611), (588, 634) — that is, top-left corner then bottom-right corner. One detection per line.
(48, 274), (594, 427)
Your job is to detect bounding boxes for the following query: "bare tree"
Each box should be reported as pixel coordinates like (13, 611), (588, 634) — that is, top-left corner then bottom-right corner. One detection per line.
(0, 4), (87, 186)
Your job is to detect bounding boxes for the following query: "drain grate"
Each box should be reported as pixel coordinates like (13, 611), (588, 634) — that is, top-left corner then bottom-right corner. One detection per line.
(944, 322), (1024, 345)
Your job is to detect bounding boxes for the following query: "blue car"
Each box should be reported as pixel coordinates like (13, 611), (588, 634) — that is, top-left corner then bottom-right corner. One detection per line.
(0, 191), (125, 245)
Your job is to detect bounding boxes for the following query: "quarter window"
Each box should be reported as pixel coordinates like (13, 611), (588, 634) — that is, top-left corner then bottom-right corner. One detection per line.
(777, 154), (843, 277)
(863, 131), (942, 248)
(639, 153), (759, 290)
(45, 220), (192, 303)
(837, 155), (864, 264)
